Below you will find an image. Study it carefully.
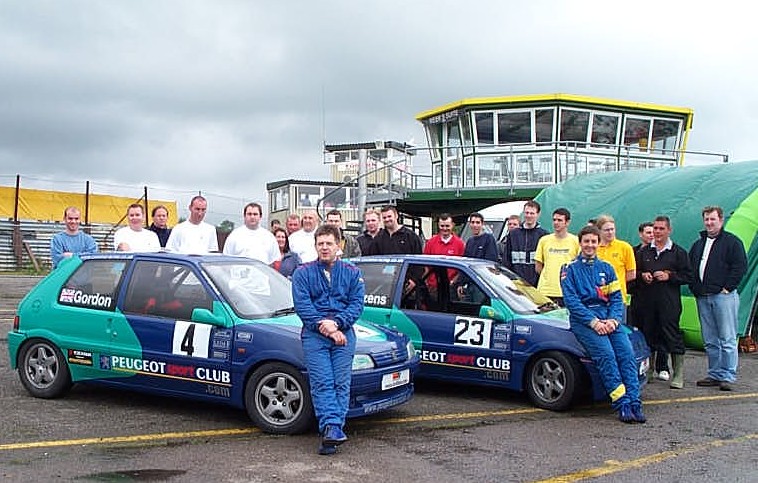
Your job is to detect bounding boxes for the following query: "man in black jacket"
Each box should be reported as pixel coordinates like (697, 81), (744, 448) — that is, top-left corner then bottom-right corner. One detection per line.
(503, 200), (548, 286)
(364, 205), (422, 255)
(688, 206), (747, 391)
(636, 215), (693, 389)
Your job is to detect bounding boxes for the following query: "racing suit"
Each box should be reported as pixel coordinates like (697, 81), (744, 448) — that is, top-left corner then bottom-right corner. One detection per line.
(560, 255), (641, 409)
(292, 259), (365, 433)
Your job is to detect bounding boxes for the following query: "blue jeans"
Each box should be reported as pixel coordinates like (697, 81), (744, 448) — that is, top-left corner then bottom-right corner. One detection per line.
(301, 328), (356, 433)
(696, 291), (740, 383)
(571, 323), (641, 409)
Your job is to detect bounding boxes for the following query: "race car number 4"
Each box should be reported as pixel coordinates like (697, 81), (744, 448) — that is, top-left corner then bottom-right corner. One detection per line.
(381, 369), (410, 390)
(172, 321), (213, 358)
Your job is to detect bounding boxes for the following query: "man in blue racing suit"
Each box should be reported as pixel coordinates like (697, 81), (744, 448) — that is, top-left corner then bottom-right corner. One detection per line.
(292, 224), (365, 455)
(560, 225), (646, 423)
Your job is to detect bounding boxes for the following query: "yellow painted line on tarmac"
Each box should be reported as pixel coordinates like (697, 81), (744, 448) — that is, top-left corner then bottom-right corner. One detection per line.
(0, 427), (257, 451)
(0, 392), (755, 452)
(371, 406), (545, 425)
(530, 433), (758, 483)
(643, 391), (758, 405)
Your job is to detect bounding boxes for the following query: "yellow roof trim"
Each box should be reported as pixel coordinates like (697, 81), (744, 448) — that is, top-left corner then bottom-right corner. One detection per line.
(415, 93), (694, 123)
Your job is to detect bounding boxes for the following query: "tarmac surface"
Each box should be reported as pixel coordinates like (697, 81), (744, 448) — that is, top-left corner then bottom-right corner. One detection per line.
(1, 275), (756, 482)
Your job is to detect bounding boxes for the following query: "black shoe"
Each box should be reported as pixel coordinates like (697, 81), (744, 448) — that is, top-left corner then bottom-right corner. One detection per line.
(318, 441), (337, 456)
(322, 425), (348, 445)
(719, 381), (733, 391)
(696, 377), (720, 387)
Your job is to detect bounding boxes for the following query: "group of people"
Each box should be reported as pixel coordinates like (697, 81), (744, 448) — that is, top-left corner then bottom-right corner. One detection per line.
(429, 201), (746, 425)
(51, 196), (222, 268)
(317, 202), (746, 425)
(50, 198), (748, 446)
(50, 203), (174, 268)
(501, 204), (747, 424)
(112, 196), (220, 255)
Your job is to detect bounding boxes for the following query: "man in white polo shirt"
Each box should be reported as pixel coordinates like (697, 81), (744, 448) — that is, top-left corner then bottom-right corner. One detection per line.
(165, 195), (219, 254)
(114, 204), (161, 252)
(223, 202), (280, 265)
(289, 209), (319, 263)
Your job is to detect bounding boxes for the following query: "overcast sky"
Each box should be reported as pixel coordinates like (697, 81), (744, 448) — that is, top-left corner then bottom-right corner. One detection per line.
(1, 1), (756, 224)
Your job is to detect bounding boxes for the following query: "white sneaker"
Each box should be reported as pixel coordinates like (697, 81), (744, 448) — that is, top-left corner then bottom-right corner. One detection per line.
(657, 370), (670, 381)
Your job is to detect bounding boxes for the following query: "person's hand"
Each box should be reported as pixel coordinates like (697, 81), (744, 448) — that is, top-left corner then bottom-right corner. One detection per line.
(330, 330), (347, 346)
(594, 321), (609, 335)
(653, 270), (669, 282)
(601, 319), (619, 333)
(318, 319), (338, 336)
(592, 319), (617, 335)
(641, 272), (654, 284)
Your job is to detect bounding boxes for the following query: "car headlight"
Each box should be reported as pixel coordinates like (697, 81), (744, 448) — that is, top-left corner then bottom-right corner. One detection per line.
(406, 341), (416, 360)
(352, 354), (375, 370)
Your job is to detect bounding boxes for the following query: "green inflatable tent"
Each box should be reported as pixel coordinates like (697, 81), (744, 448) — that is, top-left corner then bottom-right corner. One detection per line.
(534, 161), (758, 348)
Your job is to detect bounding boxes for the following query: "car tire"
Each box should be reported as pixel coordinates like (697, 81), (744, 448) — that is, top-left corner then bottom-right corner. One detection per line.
(18, 339), (72, 399)
(244, 363), (314, 435)
(525, 351), (582, 411)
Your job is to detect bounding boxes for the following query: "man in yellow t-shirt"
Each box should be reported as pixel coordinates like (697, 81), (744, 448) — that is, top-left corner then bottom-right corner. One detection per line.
(595, 214), (636, 306)
(535, 208), (580, 306)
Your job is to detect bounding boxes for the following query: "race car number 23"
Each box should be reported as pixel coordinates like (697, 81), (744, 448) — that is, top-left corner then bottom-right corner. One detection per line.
(453, 317), (492, 348)
(172, 320), (213, 358)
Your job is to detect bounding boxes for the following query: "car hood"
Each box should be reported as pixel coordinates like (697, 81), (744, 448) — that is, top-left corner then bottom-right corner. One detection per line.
(238, 314), (409, 352)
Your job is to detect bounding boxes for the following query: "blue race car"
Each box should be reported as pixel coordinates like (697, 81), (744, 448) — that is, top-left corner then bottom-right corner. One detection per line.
(7, 253), (418, 434)
(352, 255), (650, 411)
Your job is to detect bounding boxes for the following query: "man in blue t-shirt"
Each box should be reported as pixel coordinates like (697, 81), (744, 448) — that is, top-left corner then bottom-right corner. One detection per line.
(50, 206), (98, 268)
(464, 212), (498, 261)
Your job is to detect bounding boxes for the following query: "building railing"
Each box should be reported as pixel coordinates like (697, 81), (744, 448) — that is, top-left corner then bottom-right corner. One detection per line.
(401, 141), (728, 191)
(316, 151), (432, 218)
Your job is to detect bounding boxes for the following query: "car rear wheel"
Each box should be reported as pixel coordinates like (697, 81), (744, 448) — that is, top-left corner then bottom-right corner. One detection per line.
(18, 339), (72, 399)
(525, 351), (581, 411)
(244, 363), (314, 435)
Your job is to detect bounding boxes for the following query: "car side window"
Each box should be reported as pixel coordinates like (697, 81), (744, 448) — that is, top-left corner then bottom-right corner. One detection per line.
(450, 273), (491, 317)
(124, 261), (213, 319)
(359, 262), (399, 308)
(399, 262), (491, 317)
(401, 263), (439, 311)
(59, 259), (127, 312)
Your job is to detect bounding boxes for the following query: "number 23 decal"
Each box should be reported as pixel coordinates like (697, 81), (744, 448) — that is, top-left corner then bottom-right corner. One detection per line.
(172, 320), (213, 358)
(453, 317), (492, 348)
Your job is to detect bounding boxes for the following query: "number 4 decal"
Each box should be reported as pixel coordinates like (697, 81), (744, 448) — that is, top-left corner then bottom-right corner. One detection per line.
(453, 317), (492, 348)
(173, 320), (212, 358)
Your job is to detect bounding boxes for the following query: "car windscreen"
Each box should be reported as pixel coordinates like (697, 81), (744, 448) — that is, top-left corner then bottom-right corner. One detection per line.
(202, 260), (294, 319)
(460, 220), (504, 242)
(471, 263), (558, 314)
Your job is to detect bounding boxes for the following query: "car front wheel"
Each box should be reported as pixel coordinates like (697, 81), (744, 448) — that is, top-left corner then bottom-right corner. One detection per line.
(244, 363), (314, 435)
(525, 351), (582, 411)
(18, 339), (72, 399)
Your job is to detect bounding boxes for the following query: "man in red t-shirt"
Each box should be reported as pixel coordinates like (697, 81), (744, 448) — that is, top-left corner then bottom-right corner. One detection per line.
(423, 213), (465, 295)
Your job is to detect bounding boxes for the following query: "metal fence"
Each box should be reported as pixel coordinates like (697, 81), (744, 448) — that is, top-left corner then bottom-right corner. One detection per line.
(0, 220), (115, 272)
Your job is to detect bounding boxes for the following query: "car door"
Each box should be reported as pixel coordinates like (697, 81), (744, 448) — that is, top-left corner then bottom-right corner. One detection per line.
(55, 258), (128, 379)
(110, 259), (234, 400)
(397, 261), (515, 386)
(359, 260), (424, 345)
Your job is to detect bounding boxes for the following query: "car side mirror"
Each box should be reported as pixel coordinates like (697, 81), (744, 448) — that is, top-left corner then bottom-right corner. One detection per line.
(479, 305), (505, 322)
(191, 307), (226, 325)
